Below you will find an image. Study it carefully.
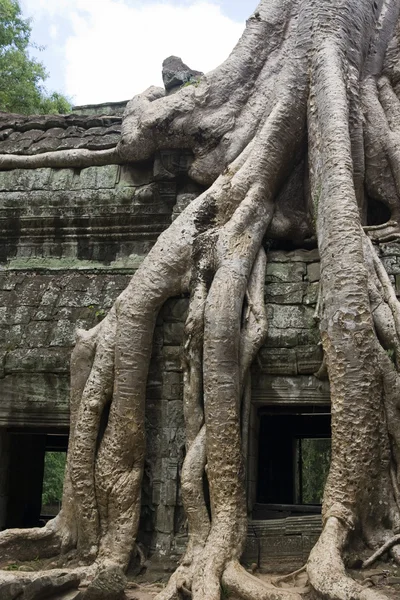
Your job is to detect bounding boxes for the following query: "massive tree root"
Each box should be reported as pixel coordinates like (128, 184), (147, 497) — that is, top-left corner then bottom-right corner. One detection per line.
(3, 1), (400, 599)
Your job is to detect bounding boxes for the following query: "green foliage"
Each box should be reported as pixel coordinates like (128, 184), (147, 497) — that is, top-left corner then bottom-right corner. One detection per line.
(386, 348), (396, 363)
(37, 92), (72, 115)
(301, 438), (331, 504)
(181, 77), (201, 89)
(220, 582), (229, 599)
(95, 308), (106, 321)
(41, 451), (66, 507)
(0, 0), (71, 114)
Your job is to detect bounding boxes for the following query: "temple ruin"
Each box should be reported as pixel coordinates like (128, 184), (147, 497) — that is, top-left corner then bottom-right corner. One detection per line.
(0, 100), (398, 574)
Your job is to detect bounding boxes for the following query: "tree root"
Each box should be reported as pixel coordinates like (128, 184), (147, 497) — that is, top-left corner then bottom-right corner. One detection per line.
(272, 566), (307, 586)
(308, 517), (389, 600)
(0, 147), (121, 170)
(364, 222), (400, 243)
(362, 535), (400, 569)
(0, 566), (88, 600)
(222, 561), (303, 600)
(0, 517), (65, 564)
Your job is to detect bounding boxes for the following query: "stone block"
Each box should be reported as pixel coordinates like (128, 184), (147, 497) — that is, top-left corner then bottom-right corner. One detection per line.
(269, 304), (314, 329)
(266, 261), (306, 283)
(155, 504), (175, 535)
(173, 533), (189, 555)
(258, 348), (298, 375)
(95, 164), (119, 188)
(25, 321), (52, 347)
(0, 290), (18, 308)
(163, 346), (182, 371)
(161, 372), (182, 401)
(56, 289), (87, 308)
(306, 262), (320, 283)
(379, 242), (400, 257)
(39, 284), (62, 307)
(151, 328), (164, 358)
(0, 169), (36, 191)
(304, 281), (319, 305)
(242, 535), (259, 565)
(163, 322), (184, 346)
(7, 306), (31, 325)
(268, 248), (320, 263)
(381, 255), (400, 275)
(259, 534), (303, 558)
(0, 170), (13, 191)
(30, 168), (52, 190)
(0, 306), (7, 326)
(251, 374), (330, 405)
(69, 274), (93, 291)
(296, 345), (323, 374)
(152, 481), (162, 505)
(72, 165), (118, 190)
(0, 323), (25, 351)
(160, 298), (188, 322)
(49, 320), (76, 346)
(264, 327), (298, 348)
(118, 164), (153, 187)
(297, 327), (320, 346)
(165, 479), (178, 506)
(5, 348), (71, 373)
(72, 166), (96, 189)
(154, 531), (174, 555)
(0, 273), (23, 291)
(265, 282), (306, 304)
(0, 580), (24, 600)
(167, 400), (184, 428)
(16, 276), (48, 306)
(49, 169), (74, 190)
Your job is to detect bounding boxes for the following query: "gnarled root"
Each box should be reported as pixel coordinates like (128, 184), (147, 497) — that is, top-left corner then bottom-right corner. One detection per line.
(0, 569), (83, 600)
(0, 519), (64, 565)
(308, 516), (388, 600)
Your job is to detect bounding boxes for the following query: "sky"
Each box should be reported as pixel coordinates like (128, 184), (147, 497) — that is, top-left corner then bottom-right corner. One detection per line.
(20, 0), (258, 107)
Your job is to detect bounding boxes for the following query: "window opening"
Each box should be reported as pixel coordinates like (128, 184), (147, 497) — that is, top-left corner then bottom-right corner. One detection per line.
(255, 406), (330, 518)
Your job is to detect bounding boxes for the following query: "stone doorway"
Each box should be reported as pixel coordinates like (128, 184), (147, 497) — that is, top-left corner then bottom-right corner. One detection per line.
(2, 429), (68, 530)
(251, 405), (331, 520)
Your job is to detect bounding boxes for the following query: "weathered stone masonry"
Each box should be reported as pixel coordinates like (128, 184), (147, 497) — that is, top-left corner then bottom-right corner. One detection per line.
(1, 105), (400, 572)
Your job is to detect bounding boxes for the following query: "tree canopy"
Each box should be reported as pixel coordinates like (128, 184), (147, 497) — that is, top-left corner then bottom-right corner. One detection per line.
(0, 0), (71, 114)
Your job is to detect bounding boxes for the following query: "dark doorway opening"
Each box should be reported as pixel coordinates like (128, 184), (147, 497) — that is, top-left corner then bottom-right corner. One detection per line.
(254, 406), (330, 519)
(5, 429), (68, 529)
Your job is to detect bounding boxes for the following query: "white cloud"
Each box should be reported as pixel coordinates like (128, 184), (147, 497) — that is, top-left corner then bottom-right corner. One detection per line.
(22, 1), (244, 105)
(49, 24), (58, 40)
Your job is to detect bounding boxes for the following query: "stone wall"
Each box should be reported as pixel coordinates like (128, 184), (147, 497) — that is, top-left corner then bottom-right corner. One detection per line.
(0, 269), (131, 427)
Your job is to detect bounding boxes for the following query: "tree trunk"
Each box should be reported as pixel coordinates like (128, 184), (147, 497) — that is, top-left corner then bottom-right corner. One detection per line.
(2, 1), (400, 599)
